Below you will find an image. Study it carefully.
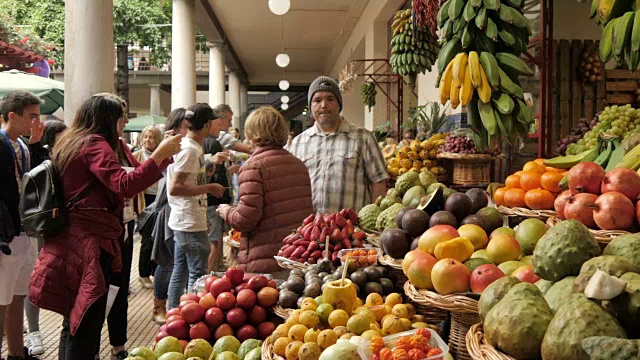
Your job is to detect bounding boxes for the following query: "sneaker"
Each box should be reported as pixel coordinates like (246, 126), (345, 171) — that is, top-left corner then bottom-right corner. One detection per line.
(26, 331), (44, 356)
(7, 347), (41, 359)
(111, 350), (128, 360)
(138, 277), (153, 289)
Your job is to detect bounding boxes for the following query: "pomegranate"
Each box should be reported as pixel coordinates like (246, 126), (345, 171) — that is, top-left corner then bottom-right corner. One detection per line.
(601, 168), (640, 201)
(554, 190), (574, 220)
(564, 193), (598, 228)
(636, 201), (640, 224)
(591, 191), (635, 230)
(567, 162), (605, 194)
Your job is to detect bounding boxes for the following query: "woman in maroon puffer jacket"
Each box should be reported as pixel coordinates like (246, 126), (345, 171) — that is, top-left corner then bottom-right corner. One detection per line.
(218, 107), (313, 273)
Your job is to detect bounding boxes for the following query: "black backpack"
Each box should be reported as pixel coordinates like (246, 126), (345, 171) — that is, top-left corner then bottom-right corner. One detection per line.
(19, 160), (88, 237)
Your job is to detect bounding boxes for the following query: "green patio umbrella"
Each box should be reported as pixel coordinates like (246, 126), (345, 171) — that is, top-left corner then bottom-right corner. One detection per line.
(124, 114), (167, 132)
(0, 69), (64, 115)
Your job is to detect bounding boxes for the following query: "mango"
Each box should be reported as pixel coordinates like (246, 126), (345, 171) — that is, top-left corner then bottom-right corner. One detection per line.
(434, 237), (474, 262)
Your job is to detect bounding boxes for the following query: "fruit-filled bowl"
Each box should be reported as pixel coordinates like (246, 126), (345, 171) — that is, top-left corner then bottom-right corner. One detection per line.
(497, 205), (556, 220)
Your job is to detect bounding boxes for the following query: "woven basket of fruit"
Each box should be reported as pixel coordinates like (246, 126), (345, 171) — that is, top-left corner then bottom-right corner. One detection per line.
(546, 216), (632, 246)
(378, 254), (408, 293)
(497, 205), (556, 220)
(466, 323), (516, 360)
(272, 305), (292, 320)
(437, 152), (494, 186)
(274, 257), (309, 271)
(261, 336), (277, 360)
(404, 281), (479, 360)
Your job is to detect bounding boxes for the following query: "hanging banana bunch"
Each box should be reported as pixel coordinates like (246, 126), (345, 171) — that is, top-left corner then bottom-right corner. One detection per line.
(389, 9), (439, 78)
(594, 0), (640, 72)
(361, 82), (377, 111)
(435, 0), (535, 151)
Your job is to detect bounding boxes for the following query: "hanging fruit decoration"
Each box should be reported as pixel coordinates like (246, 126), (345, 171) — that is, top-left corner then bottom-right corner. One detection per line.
(579, 44), (603, 83)
(412, 0), (441, 37)
(390, 9), (440, 84)
(361, 82), (377, 112)
(436, 0), (535, 152)
(592, 0), (640, 71)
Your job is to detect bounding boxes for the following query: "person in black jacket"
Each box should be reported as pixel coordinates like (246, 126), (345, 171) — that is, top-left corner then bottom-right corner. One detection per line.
(0, 90), (46, 360)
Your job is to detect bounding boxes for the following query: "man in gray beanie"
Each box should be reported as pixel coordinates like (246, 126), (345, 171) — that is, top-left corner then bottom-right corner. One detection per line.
(288, 76), (387, 214)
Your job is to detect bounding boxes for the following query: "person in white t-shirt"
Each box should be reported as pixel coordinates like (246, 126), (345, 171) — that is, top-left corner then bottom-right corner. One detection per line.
(166, 103), (228, 309)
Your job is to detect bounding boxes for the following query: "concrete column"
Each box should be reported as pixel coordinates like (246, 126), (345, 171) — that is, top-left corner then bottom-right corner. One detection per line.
(208, 42), (226, 107)
(64, 0), (114, 124)
(149, 84), (162, 115)
(239, 83), (248, 131)
(228, 71), (241, 129)
(364, 21), (388, 130)
(171, 0), (196, 109)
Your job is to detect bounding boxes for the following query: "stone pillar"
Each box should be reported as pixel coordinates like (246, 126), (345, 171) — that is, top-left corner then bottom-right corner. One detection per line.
(364, 21), (388, 131)
(228, 71), (241, 129)
(208, 42), (226, 107)
(171, 0), (196, 109)
(239, 83), (248, 132)
(149, 84), (162, 115)
(64, 0), (114, 124)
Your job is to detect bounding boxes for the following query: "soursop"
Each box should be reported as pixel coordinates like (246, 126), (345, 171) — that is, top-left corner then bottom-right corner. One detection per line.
(478, 276), (521, 321)
(584, 270), (627, 300)
(582, 336), (640, 360)
(605, 272), (640, 338)
(375, 203), (404, 231)
(573, 255), (639, 293)
(541, 293), (627, 360)
(358, 204), (380, 230)
(535, 279), (555, 295)
(604, 234), (640, 269)
(395, 171), (421, 197)
(484, 283), (552, 359)
(533, 220), (600, 282)
(544, 276), (577, 313)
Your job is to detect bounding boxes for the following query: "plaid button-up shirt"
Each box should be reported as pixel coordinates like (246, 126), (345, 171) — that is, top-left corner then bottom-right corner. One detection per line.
(288, 119), (388, 214)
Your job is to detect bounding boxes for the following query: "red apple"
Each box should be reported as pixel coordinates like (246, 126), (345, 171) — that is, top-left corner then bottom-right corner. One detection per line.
(197, 291), (206, 298)
(179, 299), (196, 310)
(248, 305), (267, 324)
(236, 324), (257, 342)
(199, 293), (217, 310)
(214, 324), (234, 340)
(166, 315), (183, 324)
(204, 307), (225, 328)
(266, 280), (277, 289)
(155, 330), (168, 343)
(181, 303), (205, 324)
(226, 266), (245, 286)
(205, 275), (219, 292)
(166, 319), (189, 339)
(512, 264), (541, 284)
(234, 283), (250, 293)
(216, 292), (236, 311)
(470, 264), (505, 294)
(180, 293), (200, 303)
(256, 287), (278, 307)
(166, 308), (181, 318)
(210, 277), (233, 297)
(247, 275), (269, 291)
(189, 321), (211, 340)
(257, 322), (276, 340)
(236, 289), (257, 309)
(226, 307), (247, 327)
(243, 273), (252, 282)
(159, 324), (167, 333)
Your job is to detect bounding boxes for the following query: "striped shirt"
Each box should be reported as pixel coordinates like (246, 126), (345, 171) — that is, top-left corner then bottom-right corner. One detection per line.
(288, 119), (387, 214)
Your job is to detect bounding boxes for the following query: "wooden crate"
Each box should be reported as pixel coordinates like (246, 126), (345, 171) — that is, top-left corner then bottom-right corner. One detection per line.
(605, 69), (640, 105)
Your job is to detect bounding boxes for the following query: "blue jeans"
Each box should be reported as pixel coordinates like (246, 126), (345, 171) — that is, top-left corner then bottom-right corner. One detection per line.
(167, 230), (209, 309)
(153, 265), (173, 300)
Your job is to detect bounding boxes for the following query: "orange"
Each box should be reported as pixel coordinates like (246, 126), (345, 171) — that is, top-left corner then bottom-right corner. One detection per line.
(544, 165), (565, 173)
(505, 175), (521, 189)
(504, 188), (526, 208)
(540, 172), (564, 193)
(523, 161), (546, 174)
(493, 187), (507, 206)
(524, 189), (555, 210)
(514, 171), (525, 176)
(519, 171), (542, 191)
(533, 158), (546, 166)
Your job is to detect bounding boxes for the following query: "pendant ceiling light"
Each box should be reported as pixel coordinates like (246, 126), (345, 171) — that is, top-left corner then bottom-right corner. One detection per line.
(279, 80), (290, 90)
(268, 0), (290, 15)
(275, 53), (290, 68)
(281, 95), (290, 104)
(281, 103), (289, 110)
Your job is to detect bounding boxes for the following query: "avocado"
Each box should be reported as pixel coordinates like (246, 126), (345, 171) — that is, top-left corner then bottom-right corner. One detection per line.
(466, 188), (489, 214)
(364, 282), (384, 296)
(401, 209), (430, 237)
(444, 192), (473, 221)
(461, 214), (492, 234)
(417, 187), (445, 215)
(380, 228), (410, 260)
(429, 210), (458, 228)
(363, 266), (383, 282)
(395, 207), (413, 228)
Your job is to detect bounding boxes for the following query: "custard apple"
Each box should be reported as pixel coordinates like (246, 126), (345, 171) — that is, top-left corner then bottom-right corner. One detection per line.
(573, 255), (639, 293)
(604, 234), (640, 269)
(478, 276), (521, 321)
(582, 336), (640, 360)
(394, 171), (421, 197)
(605, 272), (640, 339)
(544, 276), (576, 313)
(375, 203), (403, 231)
(358, 204), (380, 231)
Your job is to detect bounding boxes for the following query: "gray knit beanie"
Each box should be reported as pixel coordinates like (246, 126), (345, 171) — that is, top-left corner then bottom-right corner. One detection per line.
(308, 76), (343, 111)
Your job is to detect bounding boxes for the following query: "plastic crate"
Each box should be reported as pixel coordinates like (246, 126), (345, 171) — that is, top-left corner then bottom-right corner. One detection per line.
(339, 247), (381, 268)
(358, 328), (449, 360)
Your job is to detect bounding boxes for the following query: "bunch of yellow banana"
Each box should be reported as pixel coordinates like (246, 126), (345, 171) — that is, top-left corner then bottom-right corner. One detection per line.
(361, 82), (376, 111)
(391, 9), (412, 36)
(598, 9), (640, 71)
(389, 11), (439, 76)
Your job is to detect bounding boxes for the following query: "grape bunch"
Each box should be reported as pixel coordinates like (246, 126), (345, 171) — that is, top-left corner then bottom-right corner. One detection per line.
(556, 115), (599, 155)
(567, 105), (640, 155)
(438, 134), (501, 156)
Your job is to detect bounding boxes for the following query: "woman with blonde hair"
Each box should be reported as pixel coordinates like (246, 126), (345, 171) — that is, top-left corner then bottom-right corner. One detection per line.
(217, 107), (313, 273)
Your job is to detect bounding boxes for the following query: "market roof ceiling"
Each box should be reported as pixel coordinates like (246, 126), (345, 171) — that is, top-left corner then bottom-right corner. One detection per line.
(196, 0), (371, 86)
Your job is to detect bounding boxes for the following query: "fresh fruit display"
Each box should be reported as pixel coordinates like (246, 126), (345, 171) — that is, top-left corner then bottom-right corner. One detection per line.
(277, 209), (366, 265)
(566, 105), (640, 155)
(555, 114), (599, 155)
(362, 329), (446, 359)
(436, 0), (535, 150)
(385, 133), (447, 177)
(390, 9), (439, 78)
(593, 1), (640, 71)
(361, 82), (377, 112)
(142, 336), (261, 360)
(579, 44), (603, 83)
(476, 224), (640, 359)
(340, 248), (380, 268)
(493, 159), (565, 210)
(438, 132), (501, 155)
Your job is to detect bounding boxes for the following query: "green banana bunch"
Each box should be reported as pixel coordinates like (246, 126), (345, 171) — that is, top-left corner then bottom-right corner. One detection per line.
(390, 11), (439, 76)
(605, 139), (626, 172)
(616, 141), (640, 170)
(596, 8), (640, 71)
(360, 82), (377, 111)
(545, 146), (601, 169)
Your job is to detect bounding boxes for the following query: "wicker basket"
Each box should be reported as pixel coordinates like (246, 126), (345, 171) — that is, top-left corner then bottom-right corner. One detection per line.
(262, 336), (281, 360)
(404, 281), (479, 360)
(272, 305), (292, 320)
(275, 257), (308, 271)
(546, 216), (633, 246)
(497, 205), (556, 220)
(437, 152), (493, 185)
(378, 255), (409, 292)
(466, 323), (516, 360)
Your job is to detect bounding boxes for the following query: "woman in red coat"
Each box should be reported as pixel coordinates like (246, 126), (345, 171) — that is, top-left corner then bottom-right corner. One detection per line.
(217, 107), (313, 274)
(29, 93), (181, 359)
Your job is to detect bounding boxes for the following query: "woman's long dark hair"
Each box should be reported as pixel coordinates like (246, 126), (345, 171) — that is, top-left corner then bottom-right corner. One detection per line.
(52, 93), (126, 172)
